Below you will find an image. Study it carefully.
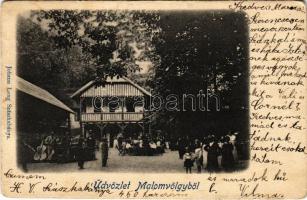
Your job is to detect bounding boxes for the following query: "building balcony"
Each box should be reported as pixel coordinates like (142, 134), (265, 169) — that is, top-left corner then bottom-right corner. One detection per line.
(81, 112), (144, 122)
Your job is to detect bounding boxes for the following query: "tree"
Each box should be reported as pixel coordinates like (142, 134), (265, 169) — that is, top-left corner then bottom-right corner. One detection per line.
(17, 16), (96, 93)
(152, 11), (249, 138)
(32, 10), (161, 80)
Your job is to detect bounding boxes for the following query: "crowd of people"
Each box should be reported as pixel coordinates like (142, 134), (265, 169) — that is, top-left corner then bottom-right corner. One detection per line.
(114, 134), (166, 156)
(178, 132), (239, 173)
(74, 132), (168, 169)
(21, 128), (243, 173)
(75, 130), (241, 172)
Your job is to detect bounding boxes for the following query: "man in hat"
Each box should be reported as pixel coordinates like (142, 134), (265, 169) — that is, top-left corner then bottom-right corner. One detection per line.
(87, 130), (96, 160)
(76, 136), (86, 169)
(100, 138), (109, 167)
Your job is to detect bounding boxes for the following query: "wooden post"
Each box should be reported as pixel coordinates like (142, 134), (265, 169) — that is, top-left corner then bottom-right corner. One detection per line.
(121, 97), (124, 121)
(81, 123), (85, 138)
(99, 124), (107, 140)
(67, 113), (71, 133)
(80, 97), (84, 137)
(119, 123), (127, 136)
(141, 123), (145, 136)
(100, 124), (103, 140)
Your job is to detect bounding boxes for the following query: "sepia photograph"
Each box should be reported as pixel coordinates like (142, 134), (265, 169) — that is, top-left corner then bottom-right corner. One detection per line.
(16, 9), (250, 173)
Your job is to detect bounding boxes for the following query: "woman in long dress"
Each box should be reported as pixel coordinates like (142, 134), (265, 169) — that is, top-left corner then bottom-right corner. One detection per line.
(221, 136), (235, 171)
(204, 137), (221, 172)
(229, 132), (238, 163)
(202, 137), (208, 169)
(217, 137), (224, 168)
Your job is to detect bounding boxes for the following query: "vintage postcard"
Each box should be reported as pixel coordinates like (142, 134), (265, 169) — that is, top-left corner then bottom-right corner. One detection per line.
(0, 1), (306, 199)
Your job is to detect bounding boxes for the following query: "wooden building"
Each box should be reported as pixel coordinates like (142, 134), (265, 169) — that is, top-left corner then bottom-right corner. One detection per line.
(17, 76), (75, 134)
(16, 77), (75, 165)
(71, 77), (152, 145)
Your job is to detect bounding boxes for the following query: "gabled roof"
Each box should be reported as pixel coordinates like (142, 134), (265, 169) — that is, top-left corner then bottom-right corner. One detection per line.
(70, 76), (151, 98)
(17, 77), (74, 113)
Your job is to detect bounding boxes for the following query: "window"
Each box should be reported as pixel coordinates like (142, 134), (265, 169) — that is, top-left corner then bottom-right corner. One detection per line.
(126, 97), (135, 112)
(94, 101), (101, 113)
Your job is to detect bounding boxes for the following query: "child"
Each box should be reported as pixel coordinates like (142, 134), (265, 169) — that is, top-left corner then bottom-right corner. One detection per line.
(183, 148), (193, 173)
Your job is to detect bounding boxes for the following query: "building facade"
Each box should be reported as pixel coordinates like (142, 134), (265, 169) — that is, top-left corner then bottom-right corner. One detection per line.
(71, 77), (152, 145)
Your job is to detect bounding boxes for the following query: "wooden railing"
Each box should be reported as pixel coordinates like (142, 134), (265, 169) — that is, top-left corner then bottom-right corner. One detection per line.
(81, 112), (144, 122)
